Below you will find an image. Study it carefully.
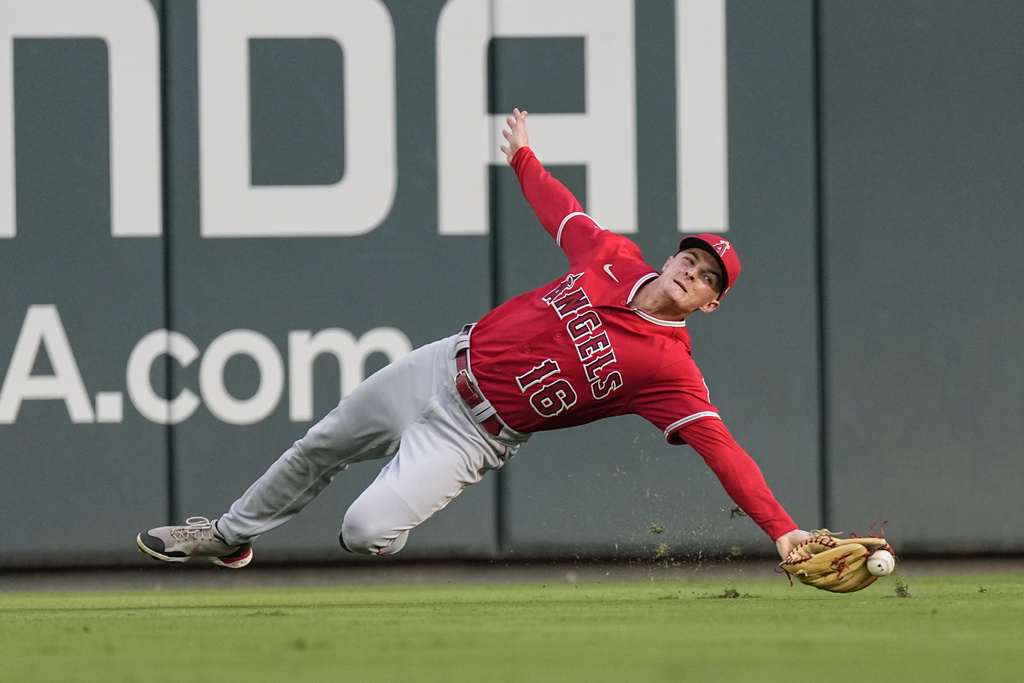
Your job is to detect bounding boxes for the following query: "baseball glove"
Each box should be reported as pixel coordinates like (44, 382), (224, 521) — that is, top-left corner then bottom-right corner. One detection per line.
(779, 529), (894, 593)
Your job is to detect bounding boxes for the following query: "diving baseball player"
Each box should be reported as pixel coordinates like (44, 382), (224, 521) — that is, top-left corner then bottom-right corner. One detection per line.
(137, 108), (812, 568)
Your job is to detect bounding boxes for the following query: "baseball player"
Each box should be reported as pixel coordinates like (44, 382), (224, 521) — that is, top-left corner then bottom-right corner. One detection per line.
(137, 108), (812, 568)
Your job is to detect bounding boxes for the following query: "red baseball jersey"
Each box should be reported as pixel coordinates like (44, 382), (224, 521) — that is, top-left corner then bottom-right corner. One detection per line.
(469, 147), (796, 541)
(473, 147), (718, 439)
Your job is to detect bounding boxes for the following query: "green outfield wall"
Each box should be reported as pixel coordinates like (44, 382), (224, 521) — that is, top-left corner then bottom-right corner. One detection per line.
(1, 0), (1020, 567)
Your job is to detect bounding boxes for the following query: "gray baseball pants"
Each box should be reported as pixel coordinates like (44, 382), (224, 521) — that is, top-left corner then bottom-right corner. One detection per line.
(216, 332), (528, 555)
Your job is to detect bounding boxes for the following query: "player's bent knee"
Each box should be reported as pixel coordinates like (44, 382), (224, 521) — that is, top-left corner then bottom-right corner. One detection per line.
(339, 517), (408, 556)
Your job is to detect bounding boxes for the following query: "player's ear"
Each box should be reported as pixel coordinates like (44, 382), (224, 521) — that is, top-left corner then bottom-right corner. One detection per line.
(698, 300), (720, 314)
(663, 253), (679, 271)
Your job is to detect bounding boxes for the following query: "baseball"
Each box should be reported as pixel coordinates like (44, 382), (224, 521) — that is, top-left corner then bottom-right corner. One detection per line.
(866, 549), (895, 576)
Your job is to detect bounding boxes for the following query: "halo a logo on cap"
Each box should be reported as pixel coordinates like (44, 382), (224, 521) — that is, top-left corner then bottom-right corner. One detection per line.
(711, 239), (731, 257)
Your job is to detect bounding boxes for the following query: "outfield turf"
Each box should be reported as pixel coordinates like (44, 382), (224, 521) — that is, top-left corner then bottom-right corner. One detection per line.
(2, 573), (1022, 682)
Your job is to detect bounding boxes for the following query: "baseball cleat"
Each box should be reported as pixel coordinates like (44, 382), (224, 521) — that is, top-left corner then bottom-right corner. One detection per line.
(137, 516), (253, 569)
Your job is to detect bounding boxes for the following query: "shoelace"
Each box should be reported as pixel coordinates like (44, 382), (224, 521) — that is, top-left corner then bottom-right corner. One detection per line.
(170, 516), (219, 541)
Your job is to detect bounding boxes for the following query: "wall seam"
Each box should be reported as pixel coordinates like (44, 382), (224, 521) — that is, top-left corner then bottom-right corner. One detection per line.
(159, 1), (177, 524)
(484, 1), (508, 557)
(812, 0), (831, 528)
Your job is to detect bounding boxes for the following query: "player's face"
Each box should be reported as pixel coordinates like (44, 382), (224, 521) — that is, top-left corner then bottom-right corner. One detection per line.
(656, 248), (723, 315)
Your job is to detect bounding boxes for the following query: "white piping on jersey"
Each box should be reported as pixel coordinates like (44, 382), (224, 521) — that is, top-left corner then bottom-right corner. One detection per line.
(628, 273), (658, 305)
(664, 411), (720, 438)
(632, 306), (687, 327)
(555, 211), (595, 246)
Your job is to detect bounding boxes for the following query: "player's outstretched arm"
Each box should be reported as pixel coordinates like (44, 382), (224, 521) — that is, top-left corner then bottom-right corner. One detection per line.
(500, 108), (530, 165)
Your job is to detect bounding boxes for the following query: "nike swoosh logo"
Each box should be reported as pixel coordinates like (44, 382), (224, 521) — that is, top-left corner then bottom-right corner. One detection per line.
(603, 264), (619, 282)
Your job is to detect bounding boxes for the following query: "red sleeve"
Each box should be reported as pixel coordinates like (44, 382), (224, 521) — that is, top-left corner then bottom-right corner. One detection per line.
(510, 146), (584, 240)
(676, 418), (798, 542)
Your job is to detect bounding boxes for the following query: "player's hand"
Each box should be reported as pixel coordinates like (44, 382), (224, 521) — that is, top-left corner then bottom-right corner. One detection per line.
(774, 528), (813, 560)
(500, 108), (529, 165)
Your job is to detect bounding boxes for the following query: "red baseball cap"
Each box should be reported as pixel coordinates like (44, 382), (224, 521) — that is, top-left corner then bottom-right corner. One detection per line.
(677, 233), (741, 299)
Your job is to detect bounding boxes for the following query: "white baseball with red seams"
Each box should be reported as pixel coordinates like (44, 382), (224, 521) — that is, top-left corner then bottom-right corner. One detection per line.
(867, 549), (896, 576)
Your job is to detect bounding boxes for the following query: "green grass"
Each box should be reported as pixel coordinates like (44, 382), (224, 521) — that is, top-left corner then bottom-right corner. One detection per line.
(2, 574), (1023, 682)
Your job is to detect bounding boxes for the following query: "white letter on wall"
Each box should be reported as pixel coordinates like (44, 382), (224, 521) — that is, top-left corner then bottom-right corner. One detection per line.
(288, 327), (411, 422)
(200, 330), (284, 425)
(437, 0), (636, 235)
(198, 0), (396, 237)
(677, 0), (728, 233)
(0, 0), (162, 238)
(126, 330), (202, 425)
(0, 305), (94, 423)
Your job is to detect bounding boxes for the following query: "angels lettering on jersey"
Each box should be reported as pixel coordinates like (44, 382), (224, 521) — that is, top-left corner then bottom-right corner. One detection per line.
(513, 272), (624, 419)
